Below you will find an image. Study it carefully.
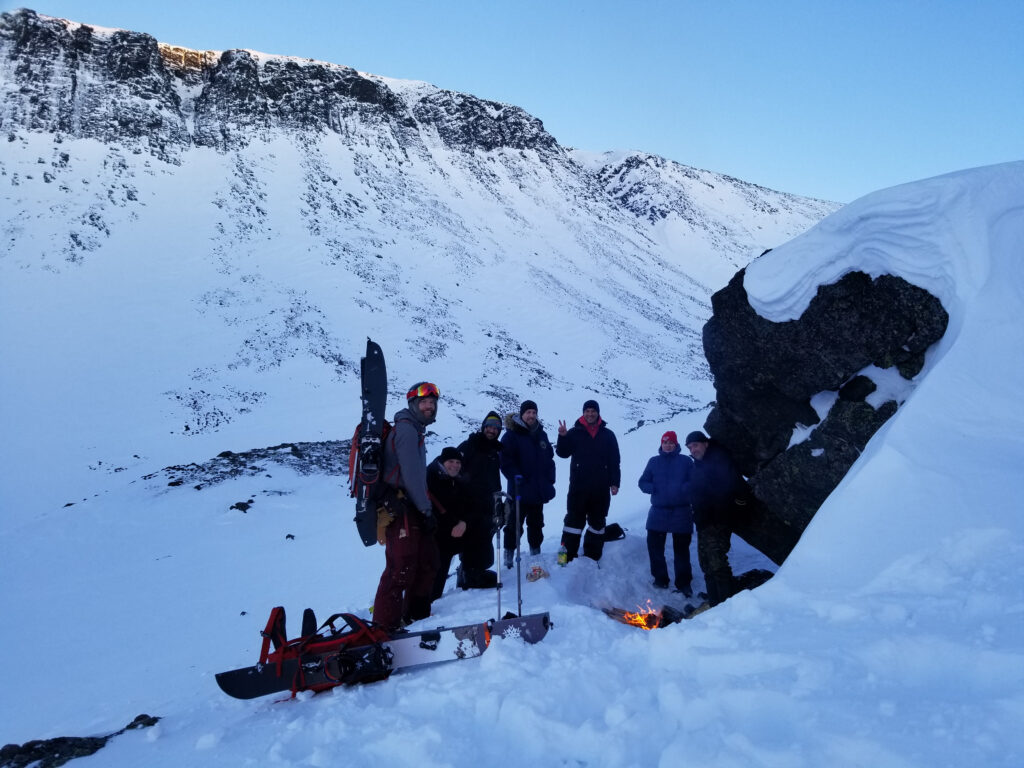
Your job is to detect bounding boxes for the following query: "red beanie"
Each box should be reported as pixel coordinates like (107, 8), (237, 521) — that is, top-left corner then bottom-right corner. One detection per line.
(661, 431), (678, 445)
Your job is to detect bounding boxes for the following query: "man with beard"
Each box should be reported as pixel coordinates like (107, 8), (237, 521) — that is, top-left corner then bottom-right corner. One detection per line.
(556, 399), (620, 562)
(456, 411), (503, 588)
(499, 400), (556, 568)
(372, 381), (440, 631)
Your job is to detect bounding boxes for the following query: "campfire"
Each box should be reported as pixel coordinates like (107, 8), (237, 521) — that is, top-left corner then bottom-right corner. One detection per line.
(604, 601), (688, 630)
(621, 600), (660, 630)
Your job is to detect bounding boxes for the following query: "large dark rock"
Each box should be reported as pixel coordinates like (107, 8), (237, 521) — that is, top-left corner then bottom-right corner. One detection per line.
(702, 268), (948, 564)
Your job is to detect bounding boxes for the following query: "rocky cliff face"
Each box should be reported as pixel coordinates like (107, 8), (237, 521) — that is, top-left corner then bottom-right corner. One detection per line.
(701, 267), (949, 563)
(0, 9), (559, 160)
(0, 10), (189, 156)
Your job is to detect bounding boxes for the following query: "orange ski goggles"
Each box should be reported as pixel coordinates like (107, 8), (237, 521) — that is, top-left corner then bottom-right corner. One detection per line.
(406, 382), (440, 400)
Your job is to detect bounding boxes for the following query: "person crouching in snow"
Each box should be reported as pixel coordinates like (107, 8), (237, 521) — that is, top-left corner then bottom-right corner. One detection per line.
(427, 446), (473, 600)
(638, 431), (695, 597)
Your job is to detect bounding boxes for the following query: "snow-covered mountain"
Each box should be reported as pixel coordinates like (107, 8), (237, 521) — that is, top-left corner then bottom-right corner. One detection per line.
(0, 8), (837, 521)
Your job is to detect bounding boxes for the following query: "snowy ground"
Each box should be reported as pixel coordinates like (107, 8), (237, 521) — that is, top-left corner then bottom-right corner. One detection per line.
(3, 162), (1024, 766)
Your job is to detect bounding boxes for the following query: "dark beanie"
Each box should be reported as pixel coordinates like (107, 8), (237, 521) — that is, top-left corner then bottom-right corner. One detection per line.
(684, 430), (709, 445)
(482, 411), (502, 431)
(520, 400), (538, 416)
(583, 399), (600, 413)
(439, 446), (463, 463)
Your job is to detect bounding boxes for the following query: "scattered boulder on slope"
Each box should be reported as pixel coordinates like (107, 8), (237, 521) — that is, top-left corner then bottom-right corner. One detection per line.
(0, 714), (159, 768)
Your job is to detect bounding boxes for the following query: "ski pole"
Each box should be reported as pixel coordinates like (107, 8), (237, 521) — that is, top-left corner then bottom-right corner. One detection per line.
(514, 475), (523, 617)
(492, 491), (504, 619)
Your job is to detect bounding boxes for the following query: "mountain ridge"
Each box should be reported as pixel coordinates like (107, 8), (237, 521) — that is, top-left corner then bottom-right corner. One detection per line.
(1, 7), (838, 519)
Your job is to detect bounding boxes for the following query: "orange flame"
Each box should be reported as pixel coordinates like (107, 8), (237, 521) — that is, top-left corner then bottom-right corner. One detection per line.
(622, 600), (660, 630)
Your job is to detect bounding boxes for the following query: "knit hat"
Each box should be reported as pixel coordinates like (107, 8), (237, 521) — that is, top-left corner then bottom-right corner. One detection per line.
(439, 446), (463, 463)
(684, 430), (709, 445)
(482, 411), (503, 431)
(661, 431), (678, 445)
(583, 399), (600, 413)
(519, 400), (538, 416)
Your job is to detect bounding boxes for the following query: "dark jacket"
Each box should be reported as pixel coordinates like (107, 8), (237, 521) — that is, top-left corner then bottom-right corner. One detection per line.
(638, 445), (694, 533)
(426, 458), (473, 540)
(499, 415), (556, 505)
(689, 440), (746, 529)
(458, 429), (503, 511)
(556, 418), (621, 491)
(382, 407), (429, 514)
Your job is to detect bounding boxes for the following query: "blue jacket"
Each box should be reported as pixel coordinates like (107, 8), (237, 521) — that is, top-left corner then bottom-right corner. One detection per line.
(499, 416), (556, 505)
(638, 445), (694, 533)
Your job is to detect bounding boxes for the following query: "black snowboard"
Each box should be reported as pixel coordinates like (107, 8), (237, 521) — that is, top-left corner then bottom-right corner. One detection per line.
(354, 338), (387, 546)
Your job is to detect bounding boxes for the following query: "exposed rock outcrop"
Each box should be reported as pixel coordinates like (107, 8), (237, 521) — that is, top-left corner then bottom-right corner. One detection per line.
(0, 714), (159, 768)
(702, 268), (948, 563)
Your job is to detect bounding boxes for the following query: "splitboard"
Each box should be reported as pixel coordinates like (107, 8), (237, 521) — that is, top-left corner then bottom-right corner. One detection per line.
(352, 338), (387, 546)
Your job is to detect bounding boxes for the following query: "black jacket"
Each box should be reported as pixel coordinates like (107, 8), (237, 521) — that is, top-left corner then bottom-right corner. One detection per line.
(458, 430), (503, 510)
(426, 459), (474, 537)
(556, 418), (621, 491)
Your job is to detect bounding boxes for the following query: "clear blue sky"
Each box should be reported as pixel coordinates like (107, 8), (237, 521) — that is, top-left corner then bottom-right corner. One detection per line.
(7, 0), (1022, 202)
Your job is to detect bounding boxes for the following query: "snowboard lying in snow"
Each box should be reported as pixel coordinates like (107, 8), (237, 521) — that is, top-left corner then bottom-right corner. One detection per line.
(216, 608), (551, 700)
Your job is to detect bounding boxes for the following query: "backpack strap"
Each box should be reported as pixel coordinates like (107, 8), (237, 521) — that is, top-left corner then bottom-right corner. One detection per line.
(319, 613), (391, 643)
(258, 606), (287, 673)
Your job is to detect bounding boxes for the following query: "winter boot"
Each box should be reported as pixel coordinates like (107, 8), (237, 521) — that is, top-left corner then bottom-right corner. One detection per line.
(403, 594), (432, 624)
(705, 571), (735, 607)
(561, 531), (582, 562)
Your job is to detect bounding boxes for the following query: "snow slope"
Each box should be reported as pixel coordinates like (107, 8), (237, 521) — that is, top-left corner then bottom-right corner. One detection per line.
(1, 163), (1022, 767)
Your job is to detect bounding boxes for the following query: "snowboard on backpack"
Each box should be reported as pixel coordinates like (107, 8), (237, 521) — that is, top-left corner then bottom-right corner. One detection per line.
(350, 338), (388, 547)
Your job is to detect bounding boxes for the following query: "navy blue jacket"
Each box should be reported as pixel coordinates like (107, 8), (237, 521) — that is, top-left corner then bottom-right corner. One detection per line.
(690, 441), (746, 529)
(499, 416), (556, 505)
(638, 445), (694, 533)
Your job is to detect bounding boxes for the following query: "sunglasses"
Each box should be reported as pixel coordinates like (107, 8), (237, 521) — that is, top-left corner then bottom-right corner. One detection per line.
(407, 382), (440, 399)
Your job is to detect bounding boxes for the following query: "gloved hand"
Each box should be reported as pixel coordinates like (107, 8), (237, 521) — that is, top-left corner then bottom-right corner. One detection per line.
(376, 506), (395, 545)
(421, 509), (437, 533)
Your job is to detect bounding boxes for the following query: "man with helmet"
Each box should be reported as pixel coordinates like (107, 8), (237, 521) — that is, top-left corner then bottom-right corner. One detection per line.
(372, 381), (441, 631)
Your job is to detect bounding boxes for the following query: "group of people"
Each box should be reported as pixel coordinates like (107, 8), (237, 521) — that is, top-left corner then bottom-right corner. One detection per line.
(638, 430), (746, 606)
(370, 380), (744, 632)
